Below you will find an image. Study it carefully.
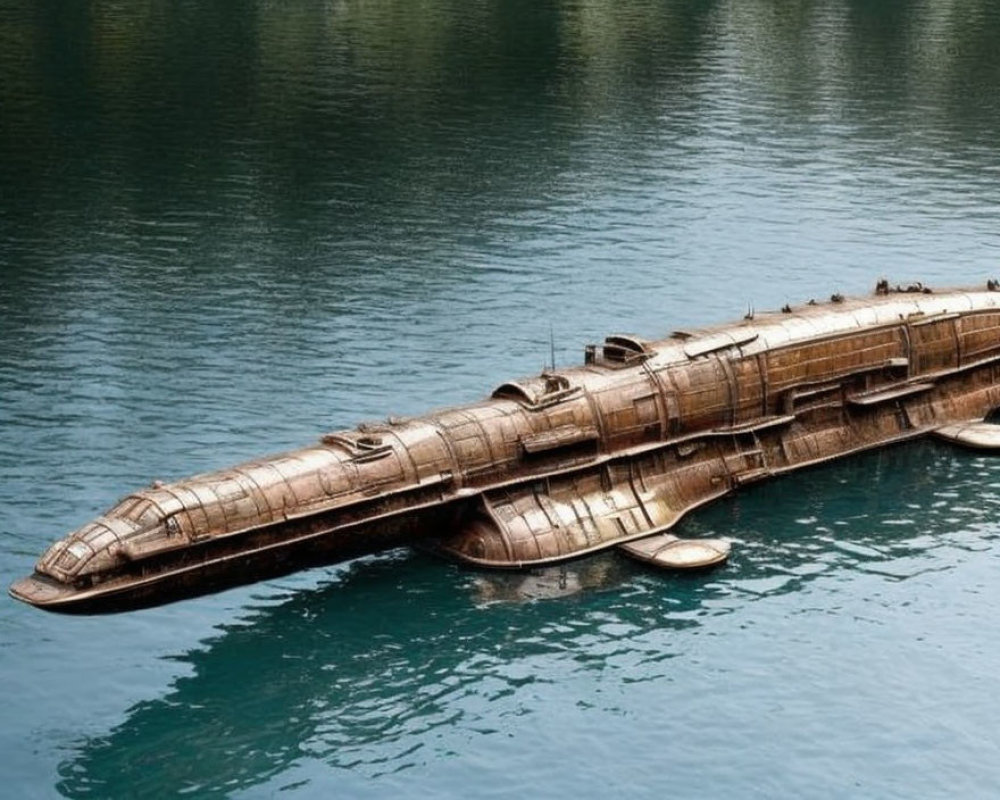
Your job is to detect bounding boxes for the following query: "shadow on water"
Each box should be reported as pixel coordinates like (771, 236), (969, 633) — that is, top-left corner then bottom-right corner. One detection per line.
(0, 0), (726, 419)
(55, 550), (701, 797)
(55, 439), (1000, 797)
(5, 0), (1000, 286)
(0, 0), (722, 235)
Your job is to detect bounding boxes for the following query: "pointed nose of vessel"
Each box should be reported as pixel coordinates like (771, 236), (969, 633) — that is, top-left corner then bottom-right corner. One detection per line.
(8, 572), (78, 610)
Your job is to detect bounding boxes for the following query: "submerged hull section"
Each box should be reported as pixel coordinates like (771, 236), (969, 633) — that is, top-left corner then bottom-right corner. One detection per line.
(12, 284), (1000, 613)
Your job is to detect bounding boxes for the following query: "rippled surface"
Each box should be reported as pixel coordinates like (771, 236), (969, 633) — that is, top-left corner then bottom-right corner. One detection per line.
(4, 1), (1000, 797)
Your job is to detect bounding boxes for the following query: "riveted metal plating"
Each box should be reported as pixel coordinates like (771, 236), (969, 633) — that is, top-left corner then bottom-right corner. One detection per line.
(12, 284), (1000, 612)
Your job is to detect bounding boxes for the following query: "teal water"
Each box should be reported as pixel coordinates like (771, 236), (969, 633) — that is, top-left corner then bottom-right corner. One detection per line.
(3, 1), (1000, 797)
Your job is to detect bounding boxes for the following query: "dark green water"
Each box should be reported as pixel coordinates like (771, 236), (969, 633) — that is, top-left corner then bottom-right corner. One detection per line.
(3, 1), (1000, 797)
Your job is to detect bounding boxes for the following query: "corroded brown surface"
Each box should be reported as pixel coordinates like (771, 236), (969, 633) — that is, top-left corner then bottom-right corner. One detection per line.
(12, 283), (1000, 612)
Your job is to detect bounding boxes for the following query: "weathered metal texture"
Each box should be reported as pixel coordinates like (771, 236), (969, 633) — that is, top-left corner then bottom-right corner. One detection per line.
(11, 283), (1000, 612)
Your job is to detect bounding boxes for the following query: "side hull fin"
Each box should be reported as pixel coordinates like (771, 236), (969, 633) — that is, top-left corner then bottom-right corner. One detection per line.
(433, 449), (732, 567)
(618, 533), (730, 570)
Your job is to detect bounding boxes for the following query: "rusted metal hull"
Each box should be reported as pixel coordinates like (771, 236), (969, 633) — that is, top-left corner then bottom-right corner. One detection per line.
(12, 283), (1000, 613)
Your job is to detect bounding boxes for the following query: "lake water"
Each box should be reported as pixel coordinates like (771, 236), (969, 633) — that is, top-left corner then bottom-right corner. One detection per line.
(3, 1), (1000, 797)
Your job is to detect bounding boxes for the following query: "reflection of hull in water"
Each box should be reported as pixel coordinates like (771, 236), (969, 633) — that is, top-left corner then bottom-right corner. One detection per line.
(470, 557), (630, 605)
(58, 449), (979, 798)
(56, 548), (733, 795)
(12, 283), (1000, 613)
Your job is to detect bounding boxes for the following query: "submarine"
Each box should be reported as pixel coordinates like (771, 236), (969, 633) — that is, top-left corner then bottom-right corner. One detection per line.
(11, 281), (1000, 613)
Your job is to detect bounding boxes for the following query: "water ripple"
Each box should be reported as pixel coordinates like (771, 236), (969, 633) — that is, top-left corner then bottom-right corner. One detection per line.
(5, 0), (1000, 797)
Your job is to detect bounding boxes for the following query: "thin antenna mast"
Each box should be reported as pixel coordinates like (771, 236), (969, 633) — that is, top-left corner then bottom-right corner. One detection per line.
(549, 324), (556, 371)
